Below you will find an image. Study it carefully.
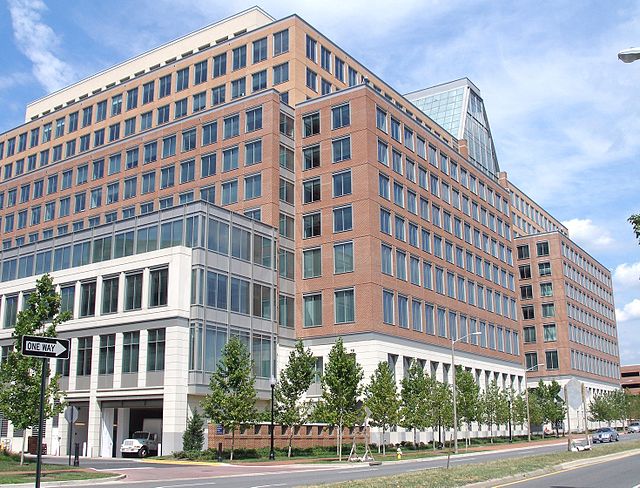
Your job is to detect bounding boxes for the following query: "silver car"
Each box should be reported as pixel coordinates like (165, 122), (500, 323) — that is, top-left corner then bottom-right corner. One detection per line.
(628, 422), (640, 433)
(592, 427), (619, 443)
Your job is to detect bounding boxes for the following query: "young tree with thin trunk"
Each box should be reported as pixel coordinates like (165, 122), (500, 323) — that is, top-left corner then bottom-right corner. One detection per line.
(480, 380), (502, 443)
(201, 337), (257, 461)
(182, 410), (205, 452)
(0, 274), (69, 464)
(455, 366), (479, 447)
(365, 361), (400, 455)
(400, 361), (430, 447)
(320, 338), (363, 461)
(274, 340), (316, 457)
(512, 392), (528, 429)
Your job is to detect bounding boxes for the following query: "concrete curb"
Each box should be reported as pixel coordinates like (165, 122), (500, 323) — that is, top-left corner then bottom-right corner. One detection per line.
(142, 458), (226, 466)
(464, 448), (640, 487)
(0, 474), (126, 488)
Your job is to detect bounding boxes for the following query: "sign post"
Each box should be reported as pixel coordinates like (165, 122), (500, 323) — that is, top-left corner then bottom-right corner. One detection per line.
(21, 336), (70, 488)
(64, 406), (79, 466)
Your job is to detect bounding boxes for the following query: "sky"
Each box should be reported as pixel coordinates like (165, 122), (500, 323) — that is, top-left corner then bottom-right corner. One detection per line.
(1, 0), (639, 363)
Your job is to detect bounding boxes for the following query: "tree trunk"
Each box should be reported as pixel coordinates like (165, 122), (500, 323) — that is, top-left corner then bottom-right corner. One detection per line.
(230, 429), (235, 461)
(20, 435), (26, 465)
(382, 426), (386, 456)
(288, 426), (294, 458)
(338, 422), (342, 461)
(414, 427), (417, 449)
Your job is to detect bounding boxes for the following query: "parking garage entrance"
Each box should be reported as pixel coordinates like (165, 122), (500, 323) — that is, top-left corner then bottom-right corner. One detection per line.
(100, 399), (163, 458)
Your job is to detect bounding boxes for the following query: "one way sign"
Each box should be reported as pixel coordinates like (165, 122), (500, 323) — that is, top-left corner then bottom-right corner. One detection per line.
(21, 335), (70, 359)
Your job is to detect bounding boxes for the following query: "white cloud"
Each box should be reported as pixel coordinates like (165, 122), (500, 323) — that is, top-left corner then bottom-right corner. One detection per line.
(7, 0), (77, 93)
(562, 218), (614, 249)
(614, 262), (640, 289)
(617, 299), (640, 322)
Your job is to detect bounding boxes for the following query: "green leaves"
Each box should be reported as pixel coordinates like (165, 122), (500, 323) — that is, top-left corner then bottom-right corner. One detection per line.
(629, 214), (640, 242)
(0, 274), (68, 433)
(400, 361), (431, 433)
(182, 410), (205, 452)
(365, 362), (400, 430)
(201, 337), (257, 460)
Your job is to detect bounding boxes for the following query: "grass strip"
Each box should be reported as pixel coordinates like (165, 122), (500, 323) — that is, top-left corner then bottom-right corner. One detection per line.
(0, 471), (114, 484)
(305, 439), (640, 487)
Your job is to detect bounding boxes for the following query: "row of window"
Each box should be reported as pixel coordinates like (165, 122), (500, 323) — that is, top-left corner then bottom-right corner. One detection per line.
(0, 214), (276, 283)
(564, 262), (615, 316)
(561, 241), (611, 288)
(565, 281), (613, 320)
(1, 268), (167, 329)
(519, 282), (553, 300)
(570, 348), (619, 379)
(511, 191), (562, 234)
(516, 241), (549, 260)
(517, 261), (552, 280)
(522, 323), (557, 344)
(375, 105), (510, 219)
(567, 302), (616, 338)
(382, 289), (520, 355)
(380, 209), (516, 292)
(521, 302), (556, 321)
(57, 328), (165, 377)
(302, 288), (355, 327)
(524, 350), (559, 371)
(568, 322), (618, 357)
(0, 28), (291, 161)
(380, 243), (518, 320)
(302, 241), (354, 278)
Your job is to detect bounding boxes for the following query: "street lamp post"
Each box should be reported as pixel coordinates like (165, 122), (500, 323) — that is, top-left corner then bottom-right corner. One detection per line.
(524, 363), (544, 442)
(452, 331), (481, 455)
(269, 376), (276, 461)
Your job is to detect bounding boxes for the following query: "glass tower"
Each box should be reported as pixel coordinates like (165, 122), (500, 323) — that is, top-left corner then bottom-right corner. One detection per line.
(405, 78), (500, 178)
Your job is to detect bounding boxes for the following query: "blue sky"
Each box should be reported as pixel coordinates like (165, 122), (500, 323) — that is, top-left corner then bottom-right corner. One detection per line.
(2, 0), (639, 364)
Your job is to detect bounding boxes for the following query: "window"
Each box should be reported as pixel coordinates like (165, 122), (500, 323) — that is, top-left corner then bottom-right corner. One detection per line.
(333, 205), (352, 232)
(279, 178), (294, 204)
(182, 128), (196, 152)
(202, 121), (217, 146)
(517, 245), (530, 260)
(144, 141), (157, 164)
(273, 29), (289, 55)
(193, 59), (208, 84)
(332, 137), (351, 162)
(303, 248), (322, 278)
(536, 241), (550, 256)
(333, 170), (351, 197)
(223, 115), (240, 139)
(252, 70), (267, 92)
(244, 173), (261, 199)
(273, 62), (289, 84)
(253, 37), (267, 63)
(76, 337), (92, 376)
(96, 100), (107, 121)
(306, 68), (317, 91)
(127, 87), (138, 109)
(306, 35), (317, 61)
(180, 159), (195, 183)
(539, 262), (551, 276)
(334, 241), (354, 273)
(142, 81), (154, 104)
(303, 178), (321, 203)
(120, 331), (139, 374)
(80, 281), (96, 317)
(160, 165), (175, 189)
(303, 212), (321, 238)
(522, 305), (535, 320)
(98, 334), (116, 374)
(545, 350), (559, 370)
(542, 303), (555, 317)
(519, 264), (531, 280)
(146, 328), (165, 371)
(125, 272), (143, 310)
(543, 323), (557, 342)
(102, 276), (119, 314)
(252, 283), (271, 319)
(231, 77), (246, 99)
(212, 85), (226, 105)
(221, 179), (238, 205)
(523, 326), (536, 344)
(123, 177), (137, 199)
(303, 112), (320, 137)
(232, 45), (247, 70)
(126, 148), (139, 169)
(540, 282), (553, 297)
(332, 104), (350, 129)
(520, 285), (533, 300)
(335, 289), (355, 323)
(303, 293), (322, 327)
(141, 172), (155, 194)
(149, 268), (168, 307)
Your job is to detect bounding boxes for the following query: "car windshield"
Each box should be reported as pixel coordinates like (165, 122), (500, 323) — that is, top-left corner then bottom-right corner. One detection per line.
(596, 428), (609, 433)
(132, 431), (149, 440)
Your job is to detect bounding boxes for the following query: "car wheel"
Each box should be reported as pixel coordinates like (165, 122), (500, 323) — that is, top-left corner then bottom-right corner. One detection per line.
(138, 447), (148, 458)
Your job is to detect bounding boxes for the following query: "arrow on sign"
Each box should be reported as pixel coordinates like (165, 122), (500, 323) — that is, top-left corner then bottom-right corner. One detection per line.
(21, 335), (71, 360)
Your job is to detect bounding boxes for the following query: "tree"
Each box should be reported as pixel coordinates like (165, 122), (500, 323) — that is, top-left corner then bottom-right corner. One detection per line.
(512, 392), (528, 429)
(182, 410), (205, 452)
(479, 381), (502, 443)
(0, 274), (69, 464)
(430, 379), (453, 448)
(400, 361), (430, 447)
(630, 214), (640, 243)
(455, 367), (480, 446)
(320, 338), (364, 461)
(364, 362), (400, 455)
(274, 340), (316, 457)
(589, 391), (614, 425)
(201, 337), (256, 461)
(531, 380), (565, 436)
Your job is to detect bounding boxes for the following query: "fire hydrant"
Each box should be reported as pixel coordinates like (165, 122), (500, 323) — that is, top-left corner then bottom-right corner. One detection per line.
(396, 447), (402, 460)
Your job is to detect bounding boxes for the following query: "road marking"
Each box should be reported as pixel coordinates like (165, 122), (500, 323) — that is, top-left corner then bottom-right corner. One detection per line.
(156, 482), (216, 488)
(248, 484), (288, 488)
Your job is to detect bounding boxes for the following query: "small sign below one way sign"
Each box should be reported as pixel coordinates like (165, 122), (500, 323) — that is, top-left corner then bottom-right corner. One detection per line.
(21, 335), (70, 359)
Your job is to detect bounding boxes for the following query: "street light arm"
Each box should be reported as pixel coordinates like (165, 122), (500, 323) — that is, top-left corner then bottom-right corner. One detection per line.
(452, 331), (482, 346)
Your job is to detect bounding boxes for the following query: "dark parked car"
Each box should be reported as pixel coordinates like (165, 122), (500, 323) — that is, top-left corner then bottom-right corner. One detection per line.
(592, 427), (619, 443)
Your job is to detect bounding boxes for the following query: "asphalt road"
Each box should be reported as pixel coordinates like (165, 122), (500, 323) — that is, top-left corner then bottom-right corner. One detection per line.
(493, 451), (640, 487)
(37, 435), (640, 488)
